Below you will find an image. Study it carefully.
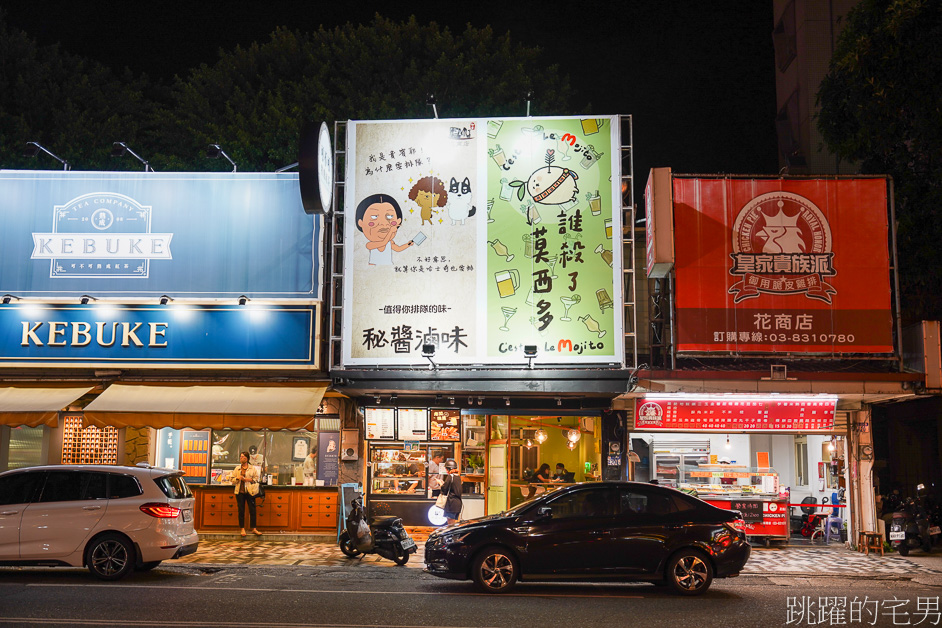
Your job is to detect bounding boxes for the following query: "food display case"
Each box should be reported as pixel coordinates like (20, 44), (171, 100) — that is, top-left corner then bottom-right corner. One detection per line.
(682, 465), (788, 543)
(367, 442), (456, 526)
(370, 446), (428, 495)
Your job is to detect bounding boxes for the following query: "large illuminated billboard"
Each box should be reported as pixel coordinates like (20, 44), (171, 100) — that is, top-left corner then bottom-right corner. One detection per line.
(342, 116), (624, 367)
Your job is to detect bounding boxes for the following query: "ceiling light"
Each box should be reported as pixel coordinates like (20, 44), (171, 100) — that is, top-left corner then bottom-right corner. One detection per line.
(524, 439), (534, 449)
(374, 395), (381, 405)
(505, 397), (510, 407)
(449, 397), (455, 406)
(477, 397), (483, 406)
(534, 428), (548, 444)
(567, 440), (577, 450)
(567, 428), (582, 443)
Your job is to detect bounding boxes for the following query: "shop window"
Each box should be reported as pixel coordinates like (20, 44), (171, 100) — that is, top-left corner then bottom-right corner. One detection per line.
(210, 418), (337, 486)
(795, 436), (808, 486)
(8, 426), (45, 469)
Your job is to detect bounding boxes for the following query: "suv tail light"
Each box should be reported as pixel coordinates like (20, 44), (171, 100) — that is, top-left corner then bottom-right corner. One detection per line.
(140, 503), (181, 519)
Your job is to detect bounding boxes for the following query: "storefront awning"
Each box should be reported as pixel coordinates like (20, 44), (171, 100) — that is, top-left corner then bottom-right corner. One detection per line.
(0, 385), (97, 427)
(83, 383), (329, 430)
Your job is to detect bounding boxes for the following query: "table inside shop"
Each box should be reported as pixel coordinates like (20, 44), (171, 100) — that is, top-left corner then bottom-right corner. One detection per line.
(512, 482), (580, 500)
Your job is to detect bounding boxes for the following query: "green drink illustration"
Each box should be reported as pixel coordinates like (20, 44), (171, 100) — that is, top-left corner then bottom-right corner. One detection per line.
(579, 314), (606, 338)
(499, 306), (517, 332)
(560, 294), (581, 321)
(489, 239), (514, 262)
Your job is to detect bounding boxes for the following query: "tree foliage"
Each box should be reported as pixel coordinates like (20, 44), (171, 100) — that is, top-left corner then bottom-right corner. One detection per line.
(0, 13), (574, 173)
(0, 12), (162, 171)
(158, 16), (574, 172)
(817, 0), (942, 323)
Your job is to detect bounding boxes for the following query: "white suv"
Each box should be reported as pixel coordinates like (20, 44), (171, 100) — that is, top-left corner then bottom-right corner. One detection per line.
(0, 464), (198, 580)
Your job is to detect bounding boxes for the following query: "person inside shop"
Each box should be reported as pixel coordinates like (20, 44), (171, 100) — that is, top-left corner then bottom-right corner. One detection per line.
(525, 463), (553, 498)
(400, 463), (422, 494)
(553, 463), (575, 483)
(429, 451), (446, 497)
(302, 450), (317, 486)
(440, 459), (463, 525)
(248, 445), (266, 476)
(230, 451), (261, 537)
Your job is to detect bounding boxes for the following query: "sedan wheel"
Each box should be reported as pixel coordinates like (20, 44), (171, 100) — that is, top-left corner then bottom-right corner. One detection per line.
(86, 533), (135, 581)
(472, 546), (518, 593)
(666, 550), (713, 596)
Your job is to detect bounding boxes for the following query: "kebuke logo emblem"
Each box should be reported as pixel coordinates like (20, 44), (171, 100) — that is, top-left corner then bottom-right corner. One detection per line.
(636, 402), (664, 427)
(31, 192), (173, 279)
(728, 192), (836, 303)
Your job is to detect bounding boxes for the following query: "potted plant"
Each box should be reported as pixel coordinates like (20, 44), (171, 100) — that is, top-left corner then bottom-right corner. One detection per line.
(467, 454), (485, 474)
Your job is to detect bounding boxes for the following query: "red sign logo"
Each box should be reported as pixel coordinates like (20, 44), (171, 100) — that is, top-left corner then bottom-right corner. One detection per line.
(728, 192), (837, 304)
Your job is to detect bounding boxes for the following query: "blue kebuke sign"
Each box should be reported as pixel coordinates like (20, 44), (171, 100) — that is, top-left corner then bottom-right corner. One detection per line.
(0, 304), (316, 367)
(0, 171), (319, 298)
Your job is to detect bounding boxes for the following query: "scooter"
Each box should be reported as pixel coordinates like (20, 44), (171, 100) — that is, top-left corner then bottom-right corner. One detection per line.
(889, 488), (934, 556)
(339, 496), (416, 565)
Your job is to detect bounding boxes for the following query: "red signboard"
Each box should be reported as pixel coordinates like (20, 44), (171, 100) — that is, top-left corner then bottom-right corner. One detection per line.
(672, 177), (893, 353)
(635, 398), (836, 431)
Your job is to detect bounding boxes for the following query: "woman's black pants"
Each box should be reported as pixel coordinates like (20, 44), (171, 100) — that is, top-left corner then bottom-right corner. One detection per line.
(236, 492), (257, 528)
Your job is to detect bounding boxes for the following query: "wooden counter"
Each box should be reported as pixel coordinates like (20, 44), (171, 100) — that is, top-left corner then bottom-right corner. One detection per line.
(192, 485), (337, 533)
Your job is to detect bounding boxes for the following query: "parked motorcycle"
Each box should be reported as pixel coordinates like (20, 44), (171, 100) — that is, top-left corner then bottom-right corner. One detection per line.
(339, 496), (416, 565)
(889, 484), (938, 556)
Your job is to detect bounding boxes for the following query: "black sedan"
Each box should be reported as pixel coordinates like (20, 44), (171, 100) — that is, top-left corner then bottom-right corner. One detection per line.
(425, 481), (750, 595)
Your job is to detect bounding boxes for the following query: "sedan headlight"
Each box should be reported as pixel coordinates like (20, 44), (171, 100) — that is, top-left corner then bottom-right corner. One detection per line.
(439, 530), (472, 546)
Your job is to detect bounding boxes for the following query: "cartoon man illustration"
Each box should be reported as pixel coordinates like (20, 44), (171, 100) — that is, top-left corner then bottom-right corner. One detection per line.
(356, 193), (414, 265)
(408, 176), (448, 226)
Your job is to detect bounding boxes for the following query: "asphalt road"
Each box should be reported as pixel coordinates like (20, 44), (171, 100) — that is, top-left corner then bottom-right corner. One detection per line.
(1, 564), (940, 628)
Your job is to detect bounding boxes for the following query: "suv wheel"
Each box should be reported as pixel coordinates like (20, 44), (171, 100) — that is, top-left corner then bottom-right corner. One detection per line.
(471, 546), (518, 593)
(86, 533), (135, 580)
(666, 549), (713, 596)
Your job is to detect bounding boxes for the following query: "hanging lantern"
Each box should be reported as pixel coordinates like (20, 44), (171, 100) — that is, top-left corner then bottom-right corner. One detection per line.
(567, 428), (582, 443)
(567, 439), (577, 450)
(525, 438), (534, 449)
(534, 428), (548, 444)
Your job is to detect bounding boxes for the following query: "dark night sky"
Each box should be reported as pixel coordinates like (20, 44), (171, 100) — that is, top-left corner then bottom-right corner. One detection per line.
(1, 0), (779, 180)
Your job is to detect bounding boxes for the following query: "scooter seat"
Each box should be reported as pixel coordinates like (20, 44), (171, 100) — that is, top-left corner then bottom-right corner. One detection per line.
(370, 515), (401, 527)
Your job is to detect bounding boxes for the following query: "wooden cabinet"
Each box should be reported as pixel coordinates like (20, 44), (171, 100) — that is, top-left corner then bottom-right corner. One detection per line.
(195, 486), (337, 532)
(298, 491), (337, 530)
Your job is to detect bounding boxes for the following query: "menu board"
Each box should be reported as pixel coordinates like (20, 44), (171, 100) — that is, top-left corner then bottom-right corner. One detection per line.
(365, 407), (395, 440)
(732, 500), (764, 523)
(180, 429), (212, 484)
(430, 409), (461, 441)
(397, 408), (428, 440)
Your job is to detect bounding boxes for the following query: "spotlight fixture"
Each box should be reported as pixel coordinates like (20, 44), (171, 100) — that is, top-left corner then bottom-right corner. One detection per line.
(504, 397), (510, 407)
(422, 343), (436, 370)
(449, 397), (455, 406)
(238, 295), (249, 306)
(374, 394), (381, 405)
(80, 295), (95, 305)
(1, 294), (17, 304)
(725, 434), (731, 450)
(206, 143), (238, 172)
(477, 397), (483, 406)
(111, 142), (154, 172)
(468, 396), (474, 405)
(426, 93), (438, 119)
(556, 397), (562, 407)
(159, 295), (173, 305)
(24, 142), (70, 170)
(390, 394), (398, 404)
(524, 344), (538, 368)
(828, 436), (836, 453)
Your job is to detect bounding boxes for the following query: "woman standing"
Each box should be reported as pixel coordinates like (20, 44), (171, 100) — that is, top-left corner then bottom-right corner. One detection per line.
(441, 459), (463, 526)
(231, 451), (261, 537)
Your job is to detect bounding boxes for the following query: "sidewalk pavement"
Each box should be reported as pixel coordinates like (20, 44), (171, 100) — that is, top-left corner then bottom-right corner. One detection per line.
(168, 535), (942, 584)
